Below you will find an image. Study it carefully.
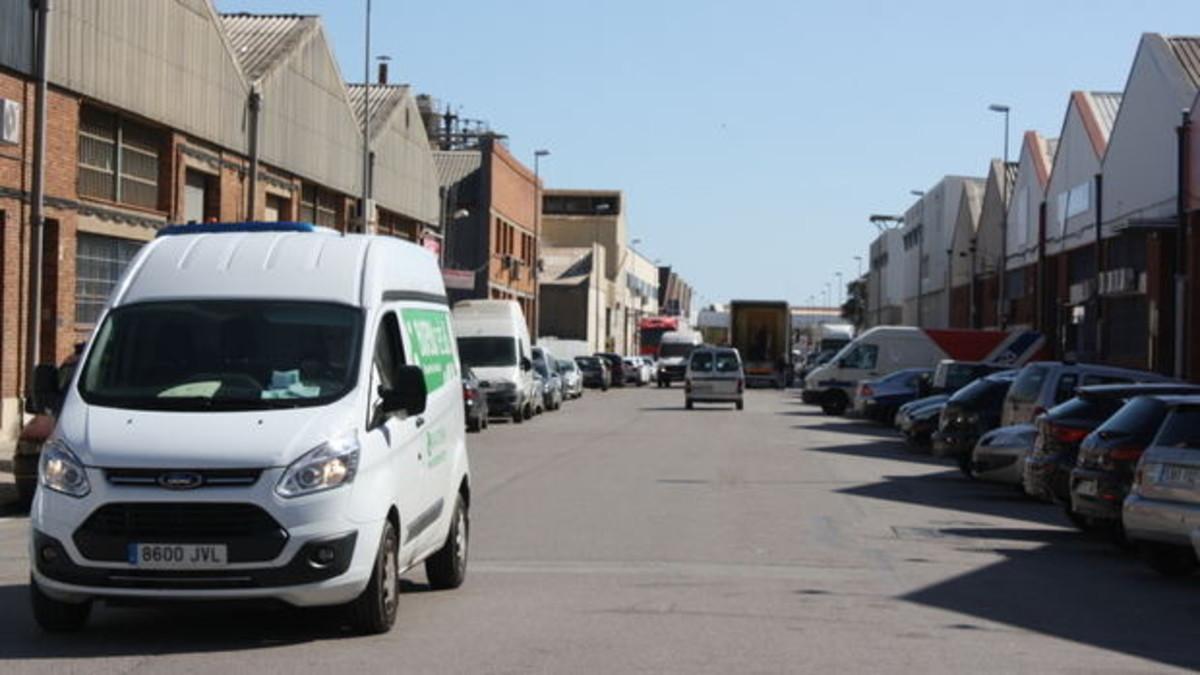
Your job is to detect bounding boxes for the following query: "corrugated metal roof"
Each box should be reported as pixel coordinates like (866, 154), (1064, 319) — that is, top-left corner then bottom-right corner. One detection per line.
(1168, 36), (1200, 88)
(220, 13), (317, 82)
(1088, 92), (1122, 138)
(1004, 161), (1019, 192)
(433, 150), (482, 188)
(346, 84), (410, 138)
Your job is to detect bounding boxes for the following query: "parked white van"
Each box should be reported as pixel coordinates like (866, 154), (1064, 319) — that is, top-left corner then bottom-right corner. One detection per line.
(452, 300), (536, 423)
(804, 327), (1045, 416)
(28, 222), (470, 635)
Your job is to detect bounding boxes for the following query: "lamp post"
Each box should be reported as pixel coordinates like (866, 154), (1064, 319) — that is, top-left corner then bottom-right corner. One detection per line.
(835, 272), (844, 307)
(911, 190), (926, 327)
(532, 149), (549, 343)
(990, 103), (1011, 327)
(853, 255), (863, 279)
(359, 0), (373, 233)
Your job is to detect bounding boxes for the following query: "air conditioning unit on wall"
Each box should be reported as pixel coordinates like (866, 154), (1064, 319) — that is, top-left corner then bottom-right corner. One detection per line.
(1, 99), (20, 145)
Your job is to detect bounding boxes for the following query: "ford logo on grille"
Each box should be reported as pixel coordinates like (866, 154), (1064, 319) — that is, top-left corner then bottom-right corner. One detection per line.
(157, 471), (204, 490)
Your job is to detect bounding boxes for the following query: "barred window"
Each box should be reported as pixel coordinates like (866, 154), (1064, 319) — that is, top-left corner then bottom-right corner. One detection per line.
(299, 183), (339, 229)
(77, 105), (163, 210)
(76, 233), (143, 325)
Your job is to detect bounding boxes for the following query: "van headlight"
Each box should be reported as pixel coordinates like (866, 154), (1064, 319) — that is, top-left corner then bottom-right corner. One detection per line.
(276, 434), (360, 498)
(40, 440), (91, 498)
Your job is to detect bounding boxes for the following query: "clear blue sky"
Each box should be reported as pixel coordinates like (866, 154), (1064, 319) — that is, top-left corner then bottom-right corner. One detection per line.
(217, 0), (1200, 308)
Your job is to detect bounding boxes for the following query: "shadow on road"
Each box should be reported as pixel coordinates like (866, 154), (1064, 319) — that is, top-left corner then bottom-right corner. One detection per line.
(0, 579), (436, 659)
(799, 420), (904, 439)
(805, 439), (949, 468)
(638, 406), (732, 413)
(838, 461), (1200, 670)
(902, 544), (1200, 670)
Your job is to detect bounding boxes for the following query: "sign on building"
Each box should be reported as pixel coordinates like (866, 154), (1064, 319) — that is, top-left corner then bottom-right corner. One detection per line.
(1, 99), (20, 145)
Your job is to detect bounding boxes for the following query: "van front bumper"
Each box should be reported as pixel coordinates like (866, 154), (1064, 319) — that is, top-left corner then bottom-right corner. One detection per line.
(1123, 494), (1200, 547)
(29, 471), (383, 607)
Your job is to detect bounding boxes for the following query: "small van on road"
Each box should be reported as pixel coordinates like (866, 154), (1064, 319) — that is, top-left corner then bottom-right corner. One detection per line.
(453, 300), (536, 423)
(685, 347), (745, 410)
(28, 222), (470, 635)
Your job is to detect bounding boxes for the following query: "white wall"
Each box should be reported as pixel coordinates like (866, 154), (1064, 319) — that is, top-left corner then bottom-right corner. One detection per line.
(1046, 96), (1102, 256)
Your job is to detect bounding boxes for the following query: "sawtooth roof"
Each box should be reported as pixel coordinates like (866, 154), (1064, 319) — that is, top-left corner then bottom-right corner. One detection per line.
(220, 13), (318, 83)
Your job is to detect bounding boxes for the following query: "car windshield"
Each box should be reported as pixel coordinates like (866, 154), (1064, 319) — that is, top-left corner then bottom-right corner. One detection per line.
(1009, 364), (1051, 403)
(1153, 407), (1200, 449)
(458, 337), (518, 367)
(78, 300), (362, 411)
(659, 342), (697, 358)
(838, 343), (878, 370)
(576, 357), (599, 368)
(556, 359), (575, 372)
(690, 351), (714, 371)
(714, 352), (740, 373)
(950, 377), (1008, 407)
(1048, 396), (1126, 424)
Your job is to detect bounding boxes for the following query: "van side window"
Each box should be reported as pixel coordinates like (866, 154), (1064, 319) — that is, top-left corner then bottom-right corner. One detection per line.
(842, 344), (878, 370)
(372, 312), (405, 408)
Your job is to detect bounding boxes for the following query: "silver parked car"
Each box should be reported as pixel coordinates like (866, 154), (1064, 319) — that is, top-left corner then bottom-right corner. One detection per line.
(1124, 397), (1200, 576)
(556, 358), (584, 399)
(970, 424), (1037, 485)
(685, 347), (744, 410)
(1001, 361), (1171, 427)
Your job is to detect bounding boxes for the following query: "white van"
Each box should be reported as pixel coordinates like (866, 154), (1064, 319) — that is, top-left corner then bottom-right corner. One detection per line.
(656, 330), (703, 387)
(28, 222), (470, 635)
(803, 327), (1044, 416)
(452, 300), (536, 423)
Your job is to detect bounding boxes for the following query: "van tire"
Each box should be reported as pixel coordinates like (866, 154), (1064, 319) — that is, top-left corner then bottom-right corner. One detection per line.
(685, 399), (694, 410)
(425, 496), (468, 590)
(736, 400), (744, 411)
(467, 417), (482, 433)
(1143, 543), (1197, 577)
(30, 577), (92, 632)
(821, 391), (848, 416)
(346, 520), (400, 635)
(512, 407), (524, 424)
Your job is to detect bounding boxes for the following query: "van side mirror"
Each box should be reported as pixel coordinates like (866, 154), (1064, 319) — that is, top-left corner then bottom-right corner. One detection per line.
(30, 363), (63, 415)
(378, 365), (428, 418)
(521, 357), (533, 372)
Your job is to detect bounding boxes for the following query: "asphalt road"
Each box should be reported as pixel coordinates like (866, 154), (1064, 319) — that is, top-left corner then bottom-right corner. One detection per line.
(0, 387), (1197, 673)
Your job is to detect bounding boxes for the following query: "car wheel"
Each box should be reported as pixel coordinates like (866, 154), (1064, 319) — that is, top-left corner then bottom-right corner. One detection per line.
(524, 403), (534, 420)
(15, 477), (36, 511)
(821, 392), (847, 416)
(1063, 506), (1096, 532)
(512, 407), (524, 424)
(1143, 543), (1198, 577)
(346, 519), (400, 635)
(685, 398), (694, 410)
(30, 577), (91, 632)
(956, 452), (975, 479)
(467, 416), (481, 433)
(425, 495), (468, 590)
(736, 399), (744, 411)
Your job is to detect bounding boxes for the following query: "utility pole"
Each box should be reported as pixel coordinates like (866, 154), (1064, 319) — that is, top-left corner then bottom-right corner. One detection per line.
(359, 0), (372, 233)
(990, 104), (1011, 328)
(25, 0), (51, 394)
(532, 149), (550, 343)
(1175, 109), (1190, 379)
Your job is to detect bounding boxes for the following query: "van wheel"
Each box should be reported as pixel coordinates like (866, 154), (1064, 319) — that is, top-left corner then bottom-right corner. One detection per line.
(512, 408), (524, 424)
(821, 392), (847, 416)
(1143, 543), (1197, 577)
(30, 577), (91, 632)
(467, 417), (482, 433)
(425, 496), (469, 590)
(346, 519), (399, 635)
(736, 400), (744, 411)
(685, 399), (694, 410)
(524, 404), (534, 420)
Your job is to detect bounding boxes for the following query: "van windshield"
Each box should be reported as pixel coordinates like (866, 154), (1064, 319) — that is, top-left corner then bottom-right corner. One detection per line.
(78, 300), (363, 411)
(458, 337), (518, 368)
(659, 341), (697, 359)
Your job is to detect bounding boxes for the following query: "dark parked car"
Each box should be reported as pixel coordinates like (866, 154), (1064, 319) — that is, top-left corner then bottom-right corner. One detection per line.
(575, 356), (610, 390)
(897, 396), (948, 448)
(595, 352), (627, 387)
(933, 370), (1018, 469)
(1070, 391), (1200, 537)
(853, 367), (932, 423)
(1023, 383), (1200, 523)
(462, 367), (489, 432)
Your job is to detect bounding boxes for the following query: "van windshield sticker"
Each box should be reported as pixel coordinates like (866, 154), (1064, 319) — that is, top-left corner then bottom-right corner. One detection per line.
(401, 308), (457, 392)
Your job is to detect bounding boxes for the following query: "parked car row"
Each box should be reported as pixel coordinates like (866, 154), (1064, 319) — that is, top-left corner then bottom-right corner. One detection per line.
(812, 355), (1200, 579)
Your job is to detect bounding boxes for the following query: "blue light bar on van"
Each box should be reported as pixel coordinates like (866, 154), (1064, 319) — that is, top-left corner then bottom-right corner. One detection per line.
(156, 222), (319, 237)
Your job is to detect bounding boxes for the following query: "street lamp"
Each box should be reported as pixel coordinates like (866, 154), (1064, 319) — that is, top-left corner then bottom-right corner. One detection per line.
(360, 0), (373, 233)
(853, 255), (863, 278)
(532, 149), (550, 343)
(989, 103), (1011, 328)
(835, 272), (843, 307)
(911, 190), (926, 327)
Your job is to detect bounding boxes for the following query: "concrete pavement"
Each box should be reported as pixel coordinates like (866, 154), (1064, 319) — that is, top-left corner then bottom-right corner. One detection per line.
(0, 387), (1195, 673)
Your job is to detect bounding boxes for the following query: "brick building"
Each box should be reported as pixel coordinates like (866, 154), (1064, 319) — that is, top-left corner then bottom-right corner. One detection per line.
(435, 135), (541, 336)
(0, 1), (439, 446)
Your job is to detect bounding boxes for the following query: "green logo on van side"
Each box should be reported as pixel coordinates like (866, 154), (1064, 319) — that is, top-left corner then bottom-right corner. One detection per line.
(401, 308), (457, 392)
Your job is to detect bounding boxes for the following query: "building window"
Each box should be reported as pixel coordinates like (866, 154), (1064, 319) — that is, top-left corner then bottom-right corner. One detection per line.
(77, 105), (163, 210)
(76, 233), (143, 325)
(264, 193), (290, 222)
(299, 183), (339, 228)
(183, 169), (217, 223)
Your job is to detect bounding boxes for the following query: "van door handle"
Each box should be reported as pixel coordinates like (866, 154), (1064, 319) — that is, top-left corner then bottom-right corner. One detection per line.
(415, 416), (426, 429)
